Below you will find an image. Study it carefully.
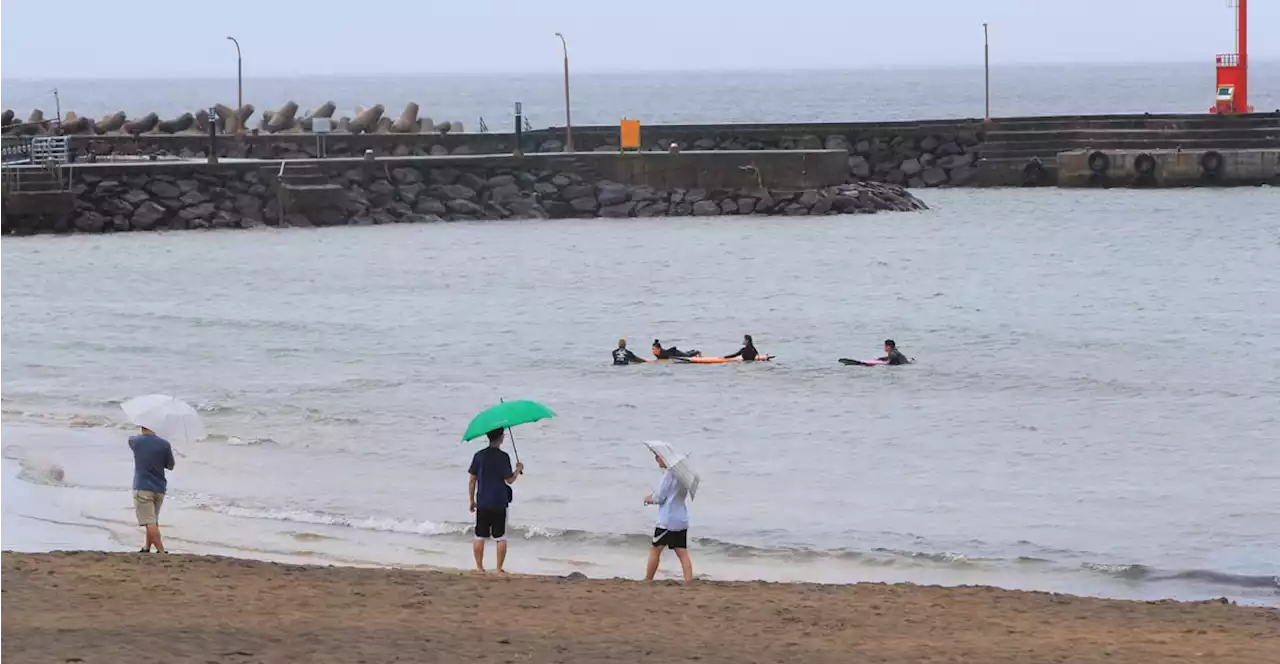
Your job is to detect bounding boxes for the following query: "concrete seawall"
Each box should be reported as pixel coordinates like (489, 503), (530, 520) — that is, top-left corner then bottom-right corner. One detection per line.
(5, 110), (1277, 189)
(1056, 148), (1280, 187)
(1, 150), (928, 236)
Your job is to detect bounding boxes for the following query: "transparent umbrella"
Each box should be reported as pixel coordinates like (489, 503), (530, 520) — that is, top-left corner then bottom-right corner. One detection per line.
(121, 394), (207, 446)
(643, 440), (700, 500)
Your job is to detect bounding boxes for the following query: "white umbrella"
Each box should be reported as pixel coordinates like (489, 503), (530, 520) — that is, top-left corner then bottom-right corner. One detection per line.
(643, 440), (700, 500)
(121, 394), (207, 446)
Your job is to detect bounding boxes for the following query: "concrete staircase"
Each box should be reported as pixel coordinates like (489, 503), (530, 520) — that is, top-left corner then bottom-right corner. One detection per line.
(2, 136), (77, 231)
(974, 113), (1280, 186)
(274, 161), (344, 212)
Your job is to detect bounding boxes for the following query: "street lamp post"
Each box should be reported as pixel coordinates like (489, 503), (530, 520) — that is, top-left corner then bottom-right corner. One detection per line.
(554, 32), (573, 153)
(982, 23), (990, 122)
(226, 36), (243, 134)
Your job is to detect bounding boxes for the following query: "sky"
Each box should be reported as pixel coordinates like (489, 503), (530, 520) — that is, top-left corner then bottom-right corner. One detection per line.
(2, 0), (1278, 79)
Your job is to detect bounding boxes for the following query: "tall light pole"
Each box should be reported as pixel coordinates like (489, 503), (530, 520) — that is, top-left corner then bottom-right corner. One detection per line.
(226, 36), (243, 134)
(554, 32), (573, 152)
(982, 23), (990, 122)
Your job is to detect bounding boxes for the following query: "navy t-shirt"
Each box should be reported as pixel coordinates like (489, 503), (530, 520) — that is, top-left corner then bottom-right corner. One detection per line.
(129, 433), (175, 493)
(469, 447), (514, 510)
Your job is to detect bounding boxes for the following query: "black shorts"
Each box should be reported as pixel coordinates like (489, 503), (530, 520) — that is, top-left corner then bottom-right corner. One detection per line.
(652, 527), (688, 550)
(475, 508), (508, 540)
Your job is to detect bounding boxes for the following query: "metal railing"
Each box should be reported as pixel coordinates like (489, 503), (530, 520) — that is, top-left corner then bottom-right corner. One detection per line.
(2, 137), (73, 194)
(30, 136), (70, 165)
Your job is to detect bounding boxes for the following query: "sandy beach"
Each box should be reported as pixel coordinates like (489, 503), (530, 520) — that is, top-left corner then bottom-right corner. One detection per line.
(3, 552), (1276, 664)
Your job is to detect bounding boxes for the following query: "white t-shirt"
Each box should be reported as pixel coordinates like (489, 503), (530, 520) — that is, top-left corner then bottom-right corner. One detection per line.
(653, 470), (689, 531)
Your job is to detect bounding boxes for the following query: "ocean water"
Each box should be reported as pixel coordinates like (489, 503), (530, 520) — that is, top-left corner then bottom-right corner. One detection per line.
(3, 62), (1279, 127)
(2, 187), (1278, 604)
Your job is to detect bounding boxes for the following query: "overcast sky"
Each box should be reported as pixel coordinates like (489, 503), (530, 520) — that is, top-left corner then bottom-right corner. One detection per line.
(3, 0), (1277, 79)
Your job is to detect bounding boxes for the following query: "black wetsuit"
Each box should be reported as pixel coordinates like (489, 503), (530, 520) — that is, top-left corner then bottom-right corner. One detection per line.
(725, 344), (759, 361)
(879, 349), (910, 365)
(612, 347), (644, 365)
(654, 346), (699, 359)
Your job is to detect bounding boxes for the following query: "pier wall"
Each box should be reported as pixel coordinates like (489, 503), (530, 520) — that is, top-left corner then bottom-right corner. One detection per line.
(0, 151), (926, 236)
(5, 111), (1277, 190)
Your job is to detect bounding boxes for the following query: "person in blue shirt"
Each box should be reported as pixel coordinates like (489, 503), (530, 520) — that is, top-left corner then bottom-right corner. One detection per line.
(468, 428), (524, 574)
(129, 427), (176, 553)
(643, 451), (693, 582)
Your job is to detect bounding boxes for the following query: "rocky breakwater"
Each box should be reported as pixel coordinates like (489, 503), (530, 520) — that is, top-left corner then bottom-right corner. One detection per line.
(1, 102), (465, 137)
(6, 163), (927, 235)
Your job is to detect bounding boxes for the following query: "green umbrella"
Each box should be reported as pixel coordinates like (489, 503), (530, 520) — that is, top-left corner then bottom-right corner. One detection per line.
(462, 400), (556, 461)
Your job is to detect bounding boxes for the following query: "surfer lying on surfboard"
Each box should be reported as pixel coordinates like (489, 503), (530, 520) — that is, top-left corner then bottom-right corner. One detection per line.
(652, 339), (701, 359)
(839, 339), (914, 366)
(880, 339), (911, 365)
(724, 334), (764, 361)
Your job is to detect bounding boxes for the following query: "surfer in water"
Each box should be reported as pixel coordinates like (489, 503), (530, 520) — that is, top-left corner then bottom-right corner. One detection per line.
(879, 339), (912, 365)
(612, 339), (646, 365)
(652, 339), (700, 360)
(724, 334), (761, 361)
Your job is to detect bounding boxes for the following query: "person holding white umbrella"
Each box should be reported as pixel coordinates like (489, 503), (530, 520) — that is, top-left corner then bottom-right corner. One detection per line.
(121, 394), (205, 553)
(643, 441), (699, 583)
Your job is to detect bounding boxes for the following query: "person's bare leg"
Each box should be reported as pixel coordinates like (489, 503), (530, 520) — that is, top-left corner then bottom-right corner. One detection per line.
(140, 528), (151, 552)
(644, 546), (663, 581)
(675, 548), (693, 582)
(472, 539), (486, 573)
(495, 540), (508, 573)
(146, 524), (165, 554)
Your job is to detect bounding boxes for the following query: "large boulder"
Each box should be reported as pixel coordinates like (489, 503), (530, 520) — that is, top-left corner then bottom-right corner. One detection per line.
(130, 201), (168, 230)
(568, 196), (597, 213)
(348, 105), (385, 134)
(390, 103), (420, 133)
(427, 168), (460, 185)
(398, 183), (425, 204)
(97, 111), (126, 133)
(848, 155), (871, 178)
(155, 113), (194, 134)
(73, 211), (107, 233)
(367, 179), (396, 205)
(489, 183), (521, 203)
(265, 102), (299, 133)
(179, 190), (208, 207)
(298, 102), (336, 131)
(122, 112), (159, 135)
(560, 183), (595, 202)
(921, 167), (948, 187)
(179, 202), (217, 221)
(456, 172), (485, 191)
(596, 182), (630, 206)
(504, 197), (545, 219)
(60, 116), (94, 134)
(600, 201), (635, 218)
(415, 198), (447, 216)
(433, 183), (477, 201)
(691, 200), (721, 216)
(392, 167), (422, 184)
(445, 199), (484, 216)
(145, 180), (181, 199)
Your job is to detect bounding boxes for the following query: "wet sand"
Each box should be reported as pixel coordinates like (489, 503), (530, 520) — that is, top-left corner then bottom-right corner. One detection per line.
(3, 552), (1276, 664)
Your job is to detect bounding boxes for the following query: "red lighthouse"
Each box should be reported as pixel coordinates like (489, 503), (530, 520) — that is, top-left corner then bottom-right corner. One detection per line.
(1211, 0), (1252, 114)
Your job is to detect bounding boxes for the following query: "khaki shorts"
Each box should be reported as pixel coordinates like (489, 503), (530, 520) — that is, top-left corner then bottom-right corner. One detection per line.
(133, 490), (165, 526)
